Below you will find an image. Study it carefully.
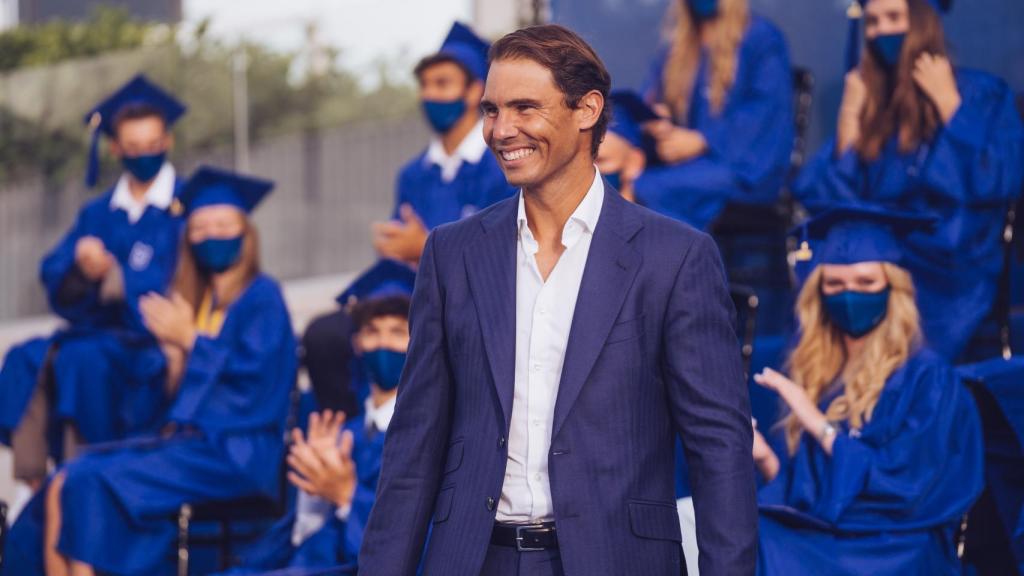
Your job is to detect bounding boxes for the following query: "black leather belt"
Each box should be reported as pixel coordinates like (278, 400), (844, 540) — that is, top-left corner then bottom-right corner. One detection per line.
(491, 521), (558, 551)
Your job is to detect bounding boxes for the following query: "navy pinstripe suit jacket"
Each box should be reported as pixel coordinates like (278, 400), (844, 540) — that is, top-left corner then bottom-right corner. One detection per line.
(359, 187), (757, 575)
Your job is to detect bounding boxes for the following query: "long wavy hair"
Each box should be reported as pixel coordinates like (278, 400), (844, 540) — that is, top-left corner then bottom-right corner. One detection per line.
(661, 0), (749, 121)
(857, 0), (948, 161)
(783, 263), (921, 454)
(172, 215), (260, 314)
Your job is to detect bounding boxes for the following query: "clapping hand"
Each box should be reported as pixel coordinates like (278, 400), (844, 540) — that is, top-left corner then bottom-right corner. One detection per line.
(74, 236), (115, 281)
(372, 204), (429, 265)
(140, 292), (196, 351)
(287, 410), (358, 508)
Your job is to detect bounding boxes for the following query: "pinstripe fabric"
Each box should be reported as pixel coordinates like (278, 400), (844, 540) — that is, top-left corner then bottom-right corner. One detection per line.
(359, 188), (757, 576)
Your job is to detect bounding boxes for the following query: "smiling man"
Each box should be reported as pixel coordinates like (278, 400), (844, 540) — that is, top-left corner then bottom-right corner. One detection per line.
(359, 25), (757, 576)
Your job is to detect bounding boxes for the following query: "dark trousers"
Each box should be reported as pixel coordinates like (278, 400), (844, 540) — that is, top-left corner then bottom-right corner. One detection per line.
(301, 308), (358, 417)
(479, 544), (565, 576)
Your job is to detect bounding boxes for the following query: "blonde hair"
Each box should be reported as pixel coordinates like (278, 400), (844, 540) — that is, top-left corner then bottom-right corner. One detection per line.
(661, 0), (749, 120)
(172, 217), (261, 314)
(783, 263), (921, 454)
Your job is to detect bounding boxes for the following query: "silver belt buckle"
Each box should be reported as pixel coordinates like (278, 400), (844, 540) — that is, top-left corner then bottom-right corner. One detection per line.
(515, 524), (546, 552)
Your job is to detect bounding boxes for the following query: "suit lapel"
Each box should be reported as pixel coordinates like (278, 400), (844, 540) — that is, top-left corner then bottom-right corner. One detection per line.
(464, 197), (519, 429)
(552, 192), (643, 438)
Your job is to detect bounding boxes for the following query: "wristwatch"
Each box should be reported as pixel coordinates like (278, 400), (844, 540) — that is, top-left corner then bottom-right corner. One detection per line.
(818, 421), (837, 444)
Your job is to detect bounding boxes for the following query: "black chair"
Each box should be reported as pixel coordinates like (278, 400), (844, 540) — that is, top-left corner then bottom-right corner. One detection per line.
(1, 499), (8, 571)
(730, 284), (758, 379)
(174, 360), (304, 576)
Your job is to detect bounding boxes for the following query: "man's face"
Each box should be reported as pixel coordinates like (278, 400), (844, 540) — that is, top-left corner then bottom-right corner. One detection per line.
(418, 61), (473, 104)
(354, 315), (410, 355)
(481, 58), (590, 189)
(111, 115), (172, 159)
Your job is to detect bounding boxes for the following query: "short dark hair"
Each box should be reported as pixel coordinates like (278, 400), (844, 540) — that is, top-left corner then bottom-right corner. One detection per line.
(414, 54), (474, 87)
(488, 24), (611, 158)
(351, 295), (411, 332)
(111, 102), (167, 137)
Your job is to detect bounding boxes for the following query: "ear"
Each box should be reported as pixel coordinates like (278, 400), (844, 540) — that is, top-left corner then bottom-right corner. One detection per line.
(465, 79), (485, 107)
(164, 132), (175, 153)
(108, 139), (123, 159)
(575, 90), (604, 132)
(351, 333), (363, 355)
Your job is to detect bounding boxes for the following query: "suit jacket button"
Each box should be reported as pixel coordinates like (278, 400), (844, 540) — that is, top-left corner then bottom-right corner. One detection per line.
(486, 497), (496, 510)
(498, 436), (506, 448)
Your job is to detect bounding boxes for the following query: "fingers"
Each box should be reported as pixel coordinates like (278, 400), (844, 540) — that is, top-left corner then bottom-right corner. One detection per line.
(288, 447), (324, 479)
(286, 471), (317, 494)
(338, 429), (354, 460)
(290, 427), (306, 446)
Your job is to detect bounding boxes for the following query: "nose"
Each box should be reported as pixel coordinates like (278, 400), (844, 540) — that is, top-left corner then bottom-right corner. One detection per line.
(488, 109), (519, 143)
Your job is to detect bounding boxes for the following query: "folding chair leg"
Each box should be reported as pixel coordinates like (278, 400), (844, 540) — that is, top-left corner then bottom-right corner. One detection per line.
(178, 504), (192, 576)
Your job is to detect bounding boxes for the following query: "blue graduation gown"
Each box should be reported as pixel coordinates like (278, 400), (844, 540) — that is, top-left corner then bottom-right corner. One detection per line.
(392, 148), (514, 231)
(794, 69), (1024, 361)
(0, 181), (184, 446)
(1, 273), (297, 576)
(227, 414), (385, 574)
(756, 349), (984, 575)
(634, 14), (794, 230)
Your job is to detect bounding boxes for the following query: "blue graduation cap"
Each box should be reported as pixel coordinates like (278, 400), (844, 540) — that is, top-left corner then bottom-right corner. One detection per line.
(844, 0), (952, 71)
(336, 259), (416, 308)
(436, 21), (490, 82)
(179, 165), (274, 216)
(609, 89), (659, 148)
(791, 204), (936, 267)
(83, 74), (187, 187)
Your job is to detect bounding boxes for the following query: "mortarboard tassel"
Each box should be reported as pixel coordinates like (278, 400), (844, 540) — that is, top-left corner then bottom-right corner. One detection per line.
(845, 1), (863, 72)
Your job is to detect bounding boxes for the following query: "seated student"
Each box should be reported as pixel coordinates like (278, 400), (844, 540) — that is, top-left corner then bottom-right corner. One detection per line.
(225, 263), (412, 575)
(635, 0), (793, 231)
(302, 22), (514, 417)
(794, 0), (1024, 360)
(0, 75), (187, 491)
(596, 90), (650, 200)
(1, 166), (296, 576)
(753, 206), (984, 575)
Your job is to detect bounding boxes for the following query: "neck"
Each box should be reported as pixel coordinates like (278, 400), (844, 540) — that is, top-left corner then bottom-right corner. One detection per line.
(127, 175), (153, 202)
(370, 385), (398, 408)
(522, 151), (595, 246)
(843, 334), (867, 364)
(209, 267), (245, 307)
(440, 111), (478, 155)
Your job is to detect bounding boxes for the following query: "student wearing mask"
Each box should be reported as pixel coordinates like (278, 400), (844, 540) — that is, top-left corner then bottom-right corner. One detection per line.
(794, 0), (1024, 360)
(1, 166), (297, 576)
(635, 0), (794, 232)
(0, 75), (187, 492)
(753, 206), (984, 575)
(225, 263), (412, 575)
(302, 22), (514, 419)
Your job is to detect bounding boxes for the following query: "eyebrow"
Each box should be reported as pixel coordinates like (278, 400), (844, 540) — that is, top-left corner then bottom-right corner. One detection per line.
(481, 97), (544, 109)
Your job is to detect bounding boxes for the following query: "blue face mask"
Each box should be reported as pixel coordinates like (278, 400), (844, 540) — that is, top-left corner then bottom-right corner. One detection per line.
(121, 151), (166, 183)
(823, 287), (891, 338)
(687, 0), (719, 21)
(362, 348), (407, 391)
(191, 236), (243, 274)
(422, 98), (467, 134)
(869, 33), (906, 69)
(604, 172), (623, 191)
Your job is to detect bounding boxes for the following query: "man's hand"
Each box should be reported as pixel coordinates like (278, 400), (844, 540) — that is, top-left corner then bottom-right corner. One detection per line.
(74, 236), (115, 281)
(644, 120), (707, 164)
(913, 53), (961, 123)
(140, 292), (196, 351)
(372, 204), (429, 265)
(287, 411), (357, 508)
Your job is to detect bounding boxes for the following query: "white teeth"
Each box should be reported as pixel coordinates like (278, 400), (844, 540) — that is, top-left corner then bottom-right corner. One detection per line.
(501, 148), (534, 161)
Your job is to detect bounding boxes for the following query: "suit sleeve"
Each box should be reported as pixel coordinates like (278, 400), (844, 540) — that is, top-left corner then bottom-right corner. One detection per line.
(359, 231), (454, 575)
(663, 232), (757, 576)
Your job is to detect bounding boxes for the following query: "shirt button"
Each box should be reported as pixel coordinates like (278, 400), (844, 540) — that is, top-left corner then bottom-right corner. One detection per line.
(532, 419), (540, 427)
(486, 497), (496, 511)
(534, 473), (542, 481)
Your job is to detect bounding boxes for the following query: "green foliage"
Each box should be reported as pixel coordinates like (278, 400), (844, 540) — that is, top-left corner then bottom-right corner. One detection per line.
(0, 6), (418, 185)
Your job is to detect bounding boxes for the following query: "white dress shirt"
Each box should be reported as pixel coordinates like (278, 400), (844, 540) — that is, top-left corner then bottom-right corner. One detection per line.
(496, 168), (604, 523)
(108, 162), (176, 224)
(423, 119), (488, 184)
(291, 394), (397, 545)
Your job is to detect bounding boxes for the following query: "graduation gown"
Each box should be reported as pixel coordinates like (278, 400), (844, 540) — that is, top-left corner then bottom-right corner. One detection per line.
(392, 147), (514, 231)
(226, 414), (385, 575)
(0, 181), (184, 446)
(1, 273), (297, 576)
(794, 69), (1024, 360)
(634, 14), (794, 231)
(757, 348), (984, 575)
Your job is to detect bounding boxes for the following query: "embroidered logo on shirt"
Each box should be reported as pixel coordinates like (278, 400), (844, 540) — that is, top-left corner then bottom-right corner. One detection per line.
(129, 241), (154, 271)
